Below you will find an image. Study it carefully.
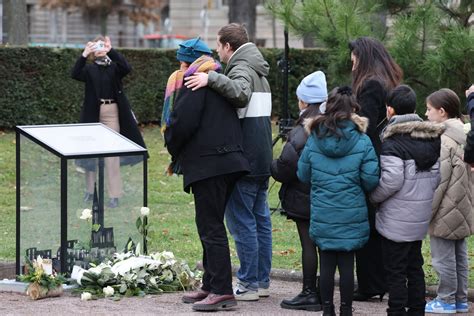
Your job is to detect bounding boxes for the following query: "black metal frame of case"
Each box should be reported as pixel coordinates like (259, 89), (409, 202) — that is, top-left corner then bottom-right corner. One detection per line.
(15, 123), (148, 275)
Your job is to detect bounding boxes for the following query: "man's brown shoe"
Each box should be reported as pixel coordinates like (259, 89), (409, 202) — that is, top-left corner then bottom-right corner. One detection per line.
(182, 289), (210, 304)
(192, 293), (237, 311)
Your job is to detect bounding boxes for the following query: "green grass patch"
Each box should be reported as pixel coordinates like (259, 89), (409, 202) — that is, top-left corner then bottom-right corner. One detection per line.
(0, 125), (472, 287)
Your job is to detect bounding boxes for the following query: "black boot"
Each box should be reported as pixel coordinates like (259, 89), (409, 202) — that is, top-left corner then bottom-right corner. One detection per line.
(340, 303), (353, 316)
(322, 302), (336, 316)
(280, 286), (322, 311)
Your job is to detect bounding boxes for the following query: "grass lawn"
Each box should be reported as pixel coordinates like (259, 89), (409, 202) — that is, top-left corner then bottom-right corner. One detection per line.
(0, 125), (473, 287)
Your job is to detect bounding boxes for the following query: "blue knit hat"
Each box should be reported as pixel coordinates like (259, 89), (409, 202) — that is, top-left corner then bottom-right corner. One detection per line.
(296, 71), (328, 104)
(176, 37), (212, 63)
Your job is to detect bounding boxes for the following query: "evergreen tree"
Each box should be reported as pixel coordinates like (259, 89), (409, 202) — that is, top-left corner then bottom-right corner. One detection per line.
(390, 1), (473, 110)
(266, 0), (387, 86)
(267, 0), (473, 113)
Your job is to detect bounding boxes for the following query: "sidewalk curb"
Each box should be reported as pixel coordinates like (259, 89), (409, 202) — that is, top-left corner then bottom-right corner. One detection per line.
(231, 265), (474, 302)
(3, 260), (473, 302)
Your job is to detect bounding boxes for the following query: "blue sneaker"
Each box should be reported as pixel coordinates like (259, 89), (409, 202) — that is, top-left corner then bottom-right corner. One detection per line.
(456, 301), (469, 313)
(425, 299), (456, 314)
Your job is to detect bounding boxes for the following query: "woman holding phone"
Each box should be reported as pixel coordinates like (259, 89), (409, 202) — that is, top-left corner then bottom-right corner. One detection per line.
(71, 36), (146, 208)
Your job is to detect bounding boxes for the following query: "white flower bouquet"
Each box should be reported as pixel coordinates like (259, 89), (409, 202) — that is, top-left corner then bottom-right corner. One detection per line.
(74, 251), (200, 299)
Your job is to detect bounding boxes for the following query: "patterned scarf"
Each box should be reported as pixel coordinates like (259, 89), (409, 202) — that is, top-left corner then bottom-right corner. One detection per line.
(94, 55), (112, 66)
(160, 55), (221, 134)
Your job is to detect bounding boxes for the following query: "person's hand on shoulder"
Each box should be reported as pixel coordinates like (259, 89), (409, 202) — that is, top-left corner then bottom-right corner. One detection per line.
(184, 73), (209, 91)
(82, 42), (95, 58)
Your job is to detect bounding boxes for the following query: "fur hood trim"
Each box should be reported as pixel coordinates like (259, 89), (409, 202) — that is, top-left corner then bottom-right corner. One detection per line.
(304, 114), (369, 135)
(383, 121), (444, 140)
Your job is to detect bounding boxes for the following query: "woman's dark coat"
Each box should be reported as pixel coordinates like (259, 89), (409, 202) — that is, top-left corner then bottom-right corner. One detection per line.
(164, 85), (250, 192)
(357, 79), (387, 155)
(271, 123), (311, 220)
(71, 49), (146, 151)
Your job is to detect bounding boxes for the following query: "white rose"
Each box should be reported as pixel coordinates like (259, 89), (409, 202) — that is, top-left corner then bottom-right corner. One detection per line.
(103, 286), (114, 297)
(81, 292), (92, 301)
(140, 207), (150, 217)
(80, 208), (93, 220)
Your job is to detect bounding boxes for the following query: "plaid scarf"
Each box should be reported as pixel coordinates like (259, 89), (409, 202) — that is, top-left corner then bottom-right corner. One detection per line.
(94, 55), (112, 66)
(160, 55), (221, 134)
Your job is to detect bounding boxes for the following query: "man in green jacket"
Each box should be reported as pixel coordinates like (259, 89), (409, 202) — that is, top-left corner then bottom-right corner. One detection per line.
(185, 23), (273, 301)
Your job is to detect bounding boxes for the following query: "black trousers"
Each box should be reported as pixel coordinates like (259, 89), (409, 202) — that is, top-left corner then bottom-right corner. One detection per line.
(191, 173), (241, 295)
(356, 201), (387, 294)
(381, 237), (426, 316)
(294, 219), (319, 291)
(319, 250), (354, 307)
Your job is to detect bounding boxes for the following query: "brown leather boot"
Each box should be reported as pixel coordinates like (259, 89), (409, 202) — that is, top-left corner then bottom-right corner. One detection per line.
(181, 289), (209, 304)
(192, 293), (237, 311)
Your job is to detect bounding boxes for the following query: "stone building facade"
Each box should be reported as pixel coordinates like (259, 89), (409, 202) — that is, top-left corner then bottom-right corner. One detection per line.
(1, 0), (303, 48)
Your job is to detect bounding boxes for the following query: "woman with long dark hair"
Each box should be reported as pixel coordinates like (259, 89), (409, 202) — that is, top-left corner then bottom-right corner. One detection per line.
(349, 36), (403, 301)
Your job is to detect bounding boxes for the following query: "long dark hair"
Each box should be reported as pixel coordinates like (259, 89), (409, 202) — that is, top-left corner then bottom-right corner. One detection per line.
(309, 86), (361, 137)
(426, 88), (462, 119)
(350, 37), (403, 95)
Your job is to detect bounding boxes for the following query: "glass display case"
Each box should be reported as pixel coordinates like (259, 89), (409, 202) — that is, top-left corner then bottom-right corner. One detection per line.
(16, 123), (148, 275)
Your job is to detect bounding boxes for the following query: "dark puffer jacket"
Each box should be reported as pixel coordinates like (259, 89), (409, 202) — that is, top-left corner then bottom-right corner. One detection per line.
(271, 123), (311, 220)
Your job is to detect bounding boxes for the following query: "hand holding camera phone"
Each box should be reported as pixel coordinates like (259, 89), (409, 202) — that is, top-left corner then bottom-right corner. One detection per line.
(82, 37), (111, 58)
(93, 40), (105, 52)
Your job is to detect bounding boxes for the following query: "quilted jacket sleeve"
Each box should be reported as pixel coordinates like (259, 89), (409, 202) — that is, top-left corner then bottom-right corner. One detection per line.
(370, 153), (404, 203)
(360, 139), (380, 193)
(431, 139), (453, 215)
(271, 139), (299, 183)
(297, 139), (312, 185)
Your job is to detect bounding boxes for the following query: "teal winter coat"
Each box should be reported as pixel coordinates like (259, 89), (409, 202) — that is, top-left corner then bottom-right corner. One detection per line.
(297, 114), (379, 251)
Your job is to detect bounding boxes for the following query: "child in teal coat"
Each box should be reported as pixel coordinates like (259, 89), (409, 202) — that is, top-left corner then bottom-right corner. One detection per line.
(297, 86), (379, 316)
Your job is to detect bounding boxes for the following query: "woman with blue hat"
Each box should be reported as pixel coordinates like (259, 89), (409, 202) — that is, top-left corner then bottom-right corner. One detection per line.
(163, 38), (250, 312)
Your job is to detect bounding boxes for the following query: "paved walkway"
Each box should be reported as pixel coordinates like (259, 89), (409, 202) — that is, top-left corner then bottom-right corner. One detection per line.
(0, 277), (393, 315)
(1, 264), (473, 315)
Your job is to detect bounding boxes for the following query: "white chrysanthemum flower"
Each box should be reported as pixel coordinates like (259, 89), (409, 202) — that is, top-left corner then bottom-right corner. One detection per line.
(103, 286), (114, 297)
(81, 292), (92, 301)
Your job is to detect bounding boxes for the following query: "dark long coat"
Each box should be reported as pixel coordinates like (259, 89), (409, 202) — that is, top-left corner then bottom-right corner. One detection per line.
(164, 85), (250, 192)
(71, 49), (146, 151)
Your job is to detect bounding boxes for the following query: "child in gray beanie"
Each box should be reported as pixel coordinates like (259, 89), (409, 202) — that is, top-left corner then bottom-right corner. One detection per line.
(272, 70), (328, 312)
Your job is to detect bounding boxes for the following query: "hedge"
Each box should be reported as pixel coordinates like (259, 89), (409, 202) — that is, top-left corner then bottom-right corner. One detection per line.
(0, 47), (331, 128)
